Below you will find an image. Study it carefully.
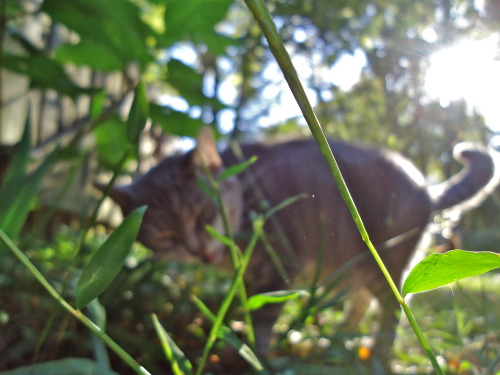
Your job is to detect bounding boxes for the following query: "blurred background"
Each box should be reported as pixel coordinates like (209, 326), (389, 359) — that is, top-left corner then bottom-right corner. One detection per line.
(0, 0), (499, 374)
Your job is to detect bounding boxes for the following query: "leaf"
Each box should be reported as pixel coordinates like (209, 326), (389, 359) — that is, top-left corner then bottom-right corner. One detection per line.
(0, 143), (59, 240)
(42, 0), (153, 69)
(191, 296), (264, 371)
(161, 0), (236, 52)
(0, 113), (31, 187)
(152, 314), (193, 375)
(0, 358), (119, 375)
(217, 156), (258, 181)
(204, 225), (235, 248)
(55, 41), (124, 71)
(127, 81), (149, 144)
(2, 53), (95, 100)
(149, 103), (204, 137)
(90, 91), (107, 120)
(402, 250), (500, 296)
(76, 206), (147, 309)
(166, 59), (208, 107)
(247, 290), (309, 311)
(93, 116), (132, 168)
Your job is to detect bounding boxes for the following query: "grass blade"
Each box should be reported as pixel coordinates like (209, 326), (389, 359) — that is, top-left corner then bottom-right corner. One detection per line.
(152, 314), (193, 375)
(191, 296), (264, 371)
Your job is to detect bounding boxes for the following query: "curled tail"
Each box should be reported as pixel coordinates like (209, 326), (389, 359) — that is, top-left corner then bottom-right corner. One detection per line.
(430, 143), (497, 212)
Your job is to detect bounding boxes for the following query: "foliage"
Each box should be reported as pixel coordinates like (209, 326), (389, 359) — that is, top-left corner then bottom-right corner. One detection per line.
(0, 0), (499, 374)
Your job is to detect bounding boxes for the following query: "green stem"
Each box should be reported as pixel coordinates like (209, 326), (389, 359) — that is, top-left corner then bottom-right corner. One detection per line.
(195, 218), (263, 375)
(243, 1), (445, 373)
(196, 152), (257, 349)
(0, 229), (151, 375)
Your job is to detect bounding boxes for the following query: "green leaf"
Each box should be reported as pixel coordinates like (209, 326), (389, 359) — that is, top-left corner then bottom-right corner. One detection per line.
(149, 103), (204, 137)
(0, 358), (119, 375)
(0, 113), (31, 187)
(42, 0), (153, 69)
(55, 41), (124, 71)
(2, 53), (95, 99)
(247, 290), (309, 311)
(93, 116), (132, 168)
(191, 296), (264, 371)
(127, 81), (149, 144)
(402, 250), (500, 296)
(0, 144), (59, 240)
(152, 314), (193, 375)
(217, 156), (258, 181)
(204, 225), (234, 248)
(162, 0), (235, 52)
(90, 91), (107, 120)
(166, 59), (207, 107)
(76, 206), (147, 309)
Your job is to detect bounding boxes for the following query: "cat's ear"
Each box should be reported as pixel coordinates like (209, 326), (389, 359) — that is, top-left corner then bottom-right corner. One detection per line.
(93, 181), (136, 212)
(192, 126), (222, 172)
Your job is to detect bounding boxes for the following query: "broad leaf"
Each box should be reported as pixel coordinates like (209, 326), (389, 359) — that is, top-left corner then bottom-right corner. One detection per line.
(402, 250), (500, 296)
(247, 290), (309, 311)
(152, 314), (193, 375)
(162, 0), (236, 52)
(149, 103), (204, 137)
(76, 206), (147, 309)
(0, 358), (119, 375)
(55, 41), (124, 71)
(42, 0), (153, 69)
(93, 117), (132, 168)
(2, 53), (94, 99)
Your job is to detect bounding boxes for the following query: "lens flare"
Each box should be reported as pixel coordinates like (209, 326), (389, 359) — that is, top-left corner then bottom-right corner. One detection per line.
(425, 36), (500, 127)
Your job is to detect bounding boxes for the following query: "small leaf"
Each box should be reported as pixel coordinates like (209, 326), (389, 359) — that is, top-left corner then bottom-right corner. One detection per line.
(402, 250), (500, 296)
(152, 314), (193, 375)
(204, 225), (234, 248)
(217, 156), (258, 181)
(127, 81), (149, 144)
(247, 290), (309, 311)
(76, 206), (146, 309)
(90, 91), (107, 120)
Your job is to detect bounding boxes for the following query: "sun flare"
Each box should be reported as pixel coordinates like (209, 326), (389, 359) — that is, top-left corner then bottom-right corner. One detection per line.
(425, 36), (500, 127)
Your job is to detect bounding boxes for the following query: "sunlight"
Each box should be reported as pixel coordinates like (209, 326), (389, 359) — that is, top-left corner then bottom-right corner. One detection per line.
(425, 35), (500, 128)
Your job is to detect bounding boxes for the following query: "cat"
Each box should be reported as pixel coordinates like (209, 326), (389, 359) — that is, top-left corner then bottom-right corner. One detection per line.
(97, 127), (496, 368)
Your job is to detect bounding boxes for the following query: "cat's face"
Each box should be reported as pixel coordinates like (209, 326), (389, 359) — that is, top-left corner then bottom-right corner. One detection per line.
(100, 130), (243, 263)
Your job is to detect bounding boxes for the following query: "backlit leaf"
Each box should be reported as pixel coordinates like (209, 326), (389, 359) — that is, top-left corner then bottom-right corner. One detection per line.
(402, 250), (500, 296)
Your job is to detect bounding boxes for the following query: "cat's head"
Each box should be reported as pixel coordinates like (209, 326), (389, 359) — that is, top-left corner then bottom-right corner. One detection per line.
(96, 127), (242, 263)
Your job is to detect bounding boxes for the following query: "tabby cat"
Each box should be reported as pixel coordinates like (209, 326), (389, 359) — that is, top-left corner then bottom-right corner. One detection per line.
(98, 127), (496, 366)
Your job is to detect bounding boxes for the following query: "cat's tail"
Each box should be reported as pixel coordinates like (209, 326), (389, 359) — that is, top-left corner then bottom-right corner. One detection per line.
(429, 143), (498, 212)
